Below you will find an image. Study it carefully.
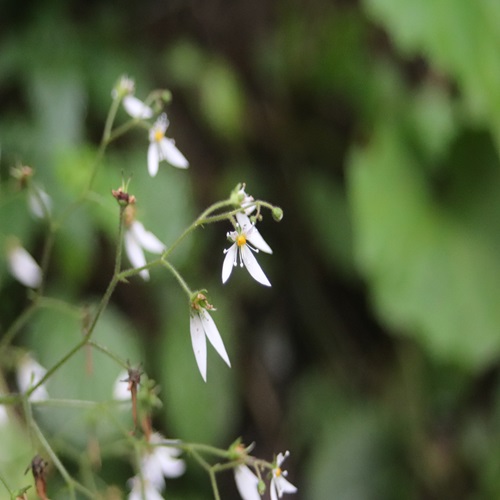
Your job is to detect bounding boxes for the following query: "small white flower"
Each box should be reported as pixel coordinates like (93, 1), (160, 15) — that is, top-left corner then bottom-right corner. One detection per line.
(190, 308), (231, 382)
(128, 476), (164, 500)
(148, 114), (189, 176)
(7, 242), (42, 288)
(113, 370), (131, 401)
(222, 212), (272, 287)
(140, 433), (186, 491)
(234, 465), (261, 500)
(113, 75), (154, 120)
(270, 451), (297, 500)
(16, 355), (49, 402)
(238, 186), (256, 215)
(28, 186), (52, 219)
(125, 220), (166, 281)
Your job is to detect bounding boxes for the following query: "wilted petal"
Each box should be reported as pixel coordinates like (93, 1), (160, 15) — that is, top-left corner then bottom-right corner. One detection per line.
(199, 309), (230, 367)
(159, 138), (189, 169)
(148, 143), (160, 177)
(8, 245), (42, 288)
(222, 244), (238, 283)
(190, 313), (208, 381)
(236, 213), (272, 254)
(241, 246), (271, 287)
(123, 95), (154, 119)
(130, 221), (165, 254)
(125, 230), (149, 280)
(234, 465), (260, 500)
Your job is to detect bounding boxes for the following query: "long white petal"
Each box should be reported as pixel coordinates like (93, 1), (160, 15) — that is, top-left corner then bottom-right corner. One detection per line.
(159, 138), (189, 169)
(28, 188), (52, 219)
(234, 465), (260, 500)
(123, 95), (154, 119)
(270, 480), (278, 500)
(8, 246), (42, 288)
(200, 310), (230, 367)
(276, 475), (297, 495)
(147, 143), (160, 177)
(222, 244), (237, 283)
(130, 221), (165, 254)
(236, 213), (272, 254)
(190, 314), (207, 382)
(125, 230), (150, 280)
(241, 246), (271, 287)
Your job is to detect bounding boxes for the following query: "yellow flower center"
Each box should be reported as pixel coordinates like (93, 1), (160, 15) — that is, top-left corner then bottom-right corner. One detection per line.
(236, 234), (247, 247)
(275, 467), (282, 477)
(154, 130), (164, 142)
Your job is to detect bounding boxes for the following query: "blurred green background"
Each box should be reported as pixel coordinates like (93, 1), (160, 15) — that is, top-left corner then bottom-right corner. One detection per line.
(2, 0), (500, 498)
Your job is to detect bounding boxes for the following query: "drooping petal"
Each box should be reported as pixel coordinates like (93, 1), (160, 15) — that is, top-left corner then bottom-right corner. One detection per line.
(159, 138), (189, 169)
(236, 213), (272, 254)
(234, 465), (260, 500)
(275, 475), (297, 495)
(124, 230), (150, 280)
(8, 245), (42, 288)
(147, 143), (160, 177)
(130, 221), (166, 254)
(28, 188), (52, 219)
(123, 95), (154, 119)
(270, 481), (278, 500)
(222, 244), (238, 283)
(241, 246), (271, 287)
(199, 309), (231, 367)
(190, 313), (208, 381)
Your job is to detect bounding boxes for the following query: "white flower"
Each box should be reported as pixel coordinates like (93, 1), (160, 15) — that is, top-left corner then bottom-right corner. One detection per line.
(234, 465), (261, 500)
(222, 212), (272, 287)
(113, 370), (131, 401)
(148, 114), (189, 176)
(16, 355), (49, 402)
(113, 75), (154, 120)
(140, 433), (186, 491)
(190, 308), (231, 382)
(7, 243), (42, 288)
(28, 187), (52, 219)
(125, 220), (166, 280)
(128, 476), (164, 500)
(270, 451), (297, 500)
(238, 186), (256, 215)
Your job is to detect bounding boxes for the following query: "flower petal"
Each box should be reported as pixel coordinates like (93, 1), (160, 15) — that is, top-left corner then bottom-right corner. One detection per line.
(130, 221), (166, 254)
(276, 476), (297, 495)
(190, 313), (208, 381)
(8, 245), (42, 288)
(147, 143), (160, 177)
(28, 188), (52, 219)
(125, 230), (150, 280)
(112, 370), (131, 401)
(222, 244), (237, 283)
(17, 355), (49, 402)
(199, 310), (231, 367)
(236, 213), (272, 254)
(241, 246), (271, 287)
(123, 95), (154, 119)
(270, 480), (278, 500)
(159, 138), (189, 169)
(234, 465), (260, 500)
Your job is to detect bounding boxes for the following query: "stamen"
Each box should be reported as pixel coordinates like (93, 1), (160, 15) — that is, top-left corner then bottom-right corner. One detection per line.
(236, 234), (246, 247)
(154, 130), (164, 142)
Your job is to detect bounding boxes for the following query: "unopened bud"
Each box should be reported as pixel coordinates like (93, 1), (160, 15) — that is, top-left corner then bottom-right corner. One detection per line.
(272, 206), (283, 222)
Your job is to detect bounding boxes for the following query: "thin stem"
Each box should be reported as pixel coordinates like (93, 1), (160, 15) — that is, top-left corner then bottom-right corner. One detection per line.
(0, 301), (38, 352)
(88, 340), (128, 368)
(0, 474), (12, 496)
(209, 469), (221, 500)
(160, 260), (192, 296)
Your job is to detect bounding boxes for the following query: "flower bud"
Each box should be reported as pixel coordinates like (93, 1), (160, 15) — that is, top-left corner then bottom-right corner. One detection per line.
(272, 206), (283, 222)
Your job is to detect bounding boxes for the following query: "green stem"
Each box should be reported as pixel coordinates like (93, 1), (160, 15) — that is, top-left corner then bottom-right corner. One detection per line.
(88, 340), (128, 368)
(209, 469), (221, 500)
(0, 474), (12, 496)
(160, 260), (192, 296)
(0, 302), (38, 352)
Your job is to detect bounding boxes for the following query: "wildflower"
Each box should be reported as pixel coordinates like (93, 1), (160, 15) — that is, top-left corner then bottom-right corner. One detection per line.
(234, 465), (261, 500)
(128, 433), (185, 499)
(128, 476), (164, 500)
(236, 185), (256, 215)
(113, 75), (154, 119)
(270, 451), (297, 500)
(7, 241), (42, 288)
(222, 212), (272, 287)
(140, 433), (186, 491)
(190, 301), (231, 382)
(17, 355), (49, 402)
(148, 113), (189, 176)
(124, 205), (166, 280)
